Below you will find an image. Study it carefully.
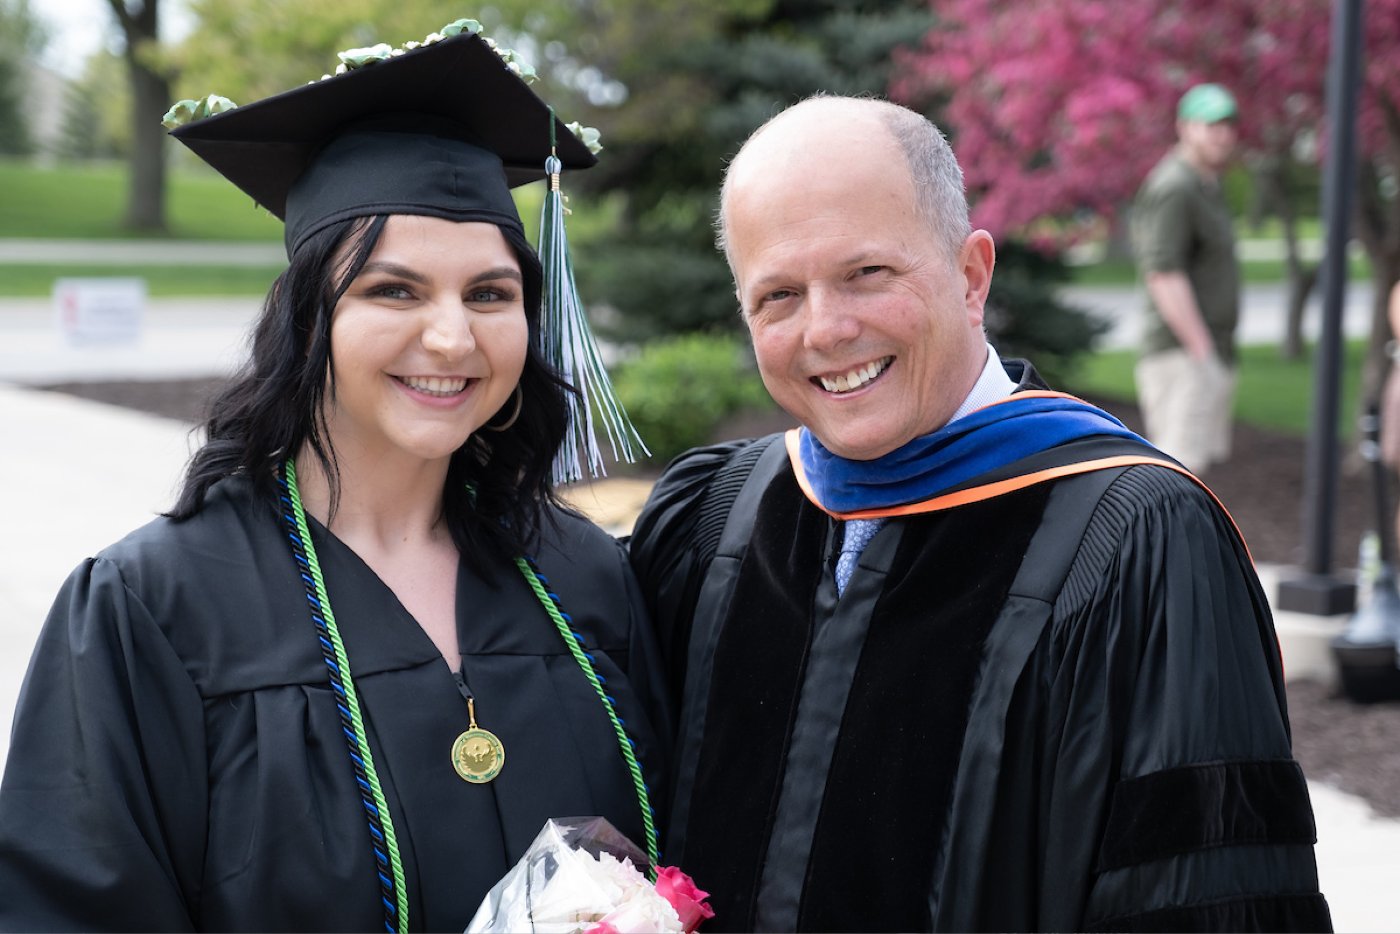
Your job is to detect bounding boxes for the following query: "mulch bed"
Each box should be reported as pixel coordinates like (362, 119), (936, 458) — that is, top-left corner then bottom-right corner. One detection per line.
(35, 376), (1400, 819)
(1288, 677), (1400, 818)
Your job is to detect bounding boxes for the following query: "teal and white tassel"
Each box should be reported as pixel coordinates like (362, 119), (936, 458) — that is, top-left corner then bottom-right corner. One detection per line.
(537, 127), (647, 485)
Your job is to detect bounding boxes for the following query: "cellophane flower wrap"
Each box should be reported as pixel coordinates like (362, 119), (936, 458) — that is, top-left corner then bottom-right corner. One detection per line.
(465, 817), (714, 934)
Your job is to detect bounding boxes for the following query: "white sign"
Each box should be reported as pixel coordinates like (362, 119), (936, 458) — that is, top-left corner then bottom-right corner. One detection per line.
(53, 277), (147, 346)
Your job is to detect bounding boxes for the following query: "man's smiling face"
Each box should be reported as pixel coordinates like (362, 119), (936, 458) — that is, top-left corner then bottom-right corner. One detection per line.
(725, 104), (992, 461)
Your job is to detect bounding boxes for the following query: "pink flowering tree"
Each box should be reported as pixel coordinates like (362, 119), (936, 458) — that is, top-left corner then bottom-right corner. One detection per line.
(895, 0), (1400, 388)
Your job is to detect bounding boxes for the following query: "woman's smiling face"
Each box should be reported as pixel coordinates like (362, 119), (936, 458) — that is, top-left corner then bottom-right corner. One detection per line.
(322, 214), (529, 467)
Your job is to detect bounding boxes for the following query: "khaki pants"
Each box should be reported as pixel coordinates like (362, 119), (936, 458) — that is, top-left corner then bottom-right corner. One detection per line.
(1135, 349), (1237, 473)
(1382, 366), (1400, 468)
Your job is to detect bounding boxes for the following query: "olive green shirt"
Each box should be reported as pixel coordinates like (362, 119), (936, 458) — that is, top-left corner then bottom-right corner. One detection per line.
(1132, 151), (1240, 363)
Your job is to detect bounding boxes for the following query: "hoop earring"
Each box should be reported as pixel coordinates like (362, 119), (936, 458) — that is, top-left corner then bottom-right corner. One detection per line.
(484, 385), (523, 432)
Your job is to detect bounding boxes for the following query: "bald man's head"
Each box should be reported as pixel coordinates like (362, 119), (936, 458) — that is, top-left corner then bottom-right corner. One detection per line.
(716, 96), (972, 270)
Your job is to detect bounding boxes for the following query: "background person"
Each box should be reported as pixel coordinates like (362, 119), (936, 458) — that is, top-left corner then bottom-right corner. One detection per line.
(1131, 82), (1243, 474)
(1379, 281), (1400, 560)
(629, 94), (1328, 932)
(0, 28), (668, 931)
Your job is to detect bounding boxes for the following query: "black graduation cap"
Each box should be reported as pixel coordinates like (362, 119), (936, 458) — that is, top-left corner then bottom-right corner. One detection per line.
(168, 30), (598, 257)
(167, 24), (646, 483)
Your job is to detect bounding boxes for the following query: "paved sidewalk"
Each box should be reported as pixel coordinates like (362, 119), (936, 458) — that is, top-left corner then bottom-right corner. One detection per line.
(0, 296), (258, 383)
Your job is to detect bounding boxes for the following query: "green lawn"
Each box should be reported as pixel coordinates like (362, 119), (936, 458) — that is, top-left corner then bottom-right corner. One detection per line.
(1062, 341), (1367, 438)
(0, 160), (285, 241)
(0, 159), (567, 296)
(0, 158), (566, 243)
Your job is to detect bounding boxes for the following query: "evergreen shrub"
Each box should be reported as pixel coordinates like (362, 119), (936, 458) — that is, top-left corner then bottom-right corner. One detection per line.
(614, 332), (774, 467)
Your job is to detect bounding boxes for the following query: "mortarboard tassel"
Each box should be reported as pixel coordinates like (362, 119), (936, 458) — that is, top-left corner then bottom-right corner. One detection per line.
(538, 116), (648, 486)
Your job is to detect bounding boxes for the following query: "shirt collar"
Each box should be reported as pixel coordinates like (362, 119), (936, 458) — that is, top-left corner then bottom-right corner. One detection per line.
(948, 342), (1017, 424)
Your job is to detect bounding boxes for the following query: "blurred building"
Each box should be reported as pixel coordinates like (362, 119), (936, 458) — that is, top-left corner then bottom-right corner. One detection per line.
(21, 62), (69, 160)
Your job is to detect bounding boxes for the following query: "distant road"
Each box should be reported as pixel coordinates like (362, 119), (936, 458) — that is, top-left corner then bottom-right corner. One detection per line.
(1062, 281), (1375, 350)
(0, 239), (284, 265)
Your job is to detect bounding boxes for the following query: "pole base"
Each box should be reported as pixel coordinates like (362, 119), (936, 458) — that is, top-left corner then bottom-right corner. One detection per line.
(1332, 641), (1400, 702)
(1276, 574), (1357, 616)
(1330, 571), (1400, 702)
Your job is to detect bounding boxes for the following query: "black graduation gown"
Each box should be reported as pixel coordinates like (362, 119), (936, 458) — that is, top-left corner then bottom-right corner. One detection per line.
(0, 476), (670, 932)
(628, 434), (1330, 932)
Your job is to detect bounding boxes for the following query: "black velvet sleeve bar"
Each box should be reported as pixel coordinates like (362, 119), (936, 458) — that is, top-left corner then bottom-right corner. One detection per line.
(1098, 760), (1318, 871)
(1086, 892), (1333, 933)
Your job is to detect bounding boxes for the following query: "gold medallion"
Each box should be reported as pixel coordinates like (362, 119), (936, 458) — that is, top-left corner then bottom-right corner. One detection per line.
(452, 698), (504, 783)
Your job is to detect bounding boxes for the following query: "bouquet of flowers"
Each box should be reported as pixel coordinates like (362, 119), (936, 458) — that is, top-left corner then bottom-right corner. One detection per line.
(465, 817), (714, 934)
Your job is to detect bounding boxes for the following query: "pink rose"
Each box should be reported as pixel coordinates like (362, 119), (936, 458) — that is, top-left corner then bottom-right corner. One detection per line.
(653, 867), (715, 933)
(585, 924), (620, 934)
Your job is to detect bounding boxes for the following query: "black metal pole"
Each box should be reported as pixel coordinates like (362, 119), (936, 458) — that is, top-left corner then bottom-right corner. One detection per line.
(1277, 0), (1364, 616)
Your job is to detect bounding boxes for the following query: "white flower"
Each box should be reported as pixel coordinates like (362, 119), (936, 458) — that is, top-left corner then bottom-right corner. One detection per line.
(590, 853), (683, 932)
(598, 891), (684, 933)
(465, 820), (687, 934)
(581, 850), (648, 905)
(337, 43), (394, 69)
(160, 94), (237, 129)
(566, 122), (604, 155)
(440, 18), (484, 38)
(520, 849), (683, 933)
(525, 845), (628, 926)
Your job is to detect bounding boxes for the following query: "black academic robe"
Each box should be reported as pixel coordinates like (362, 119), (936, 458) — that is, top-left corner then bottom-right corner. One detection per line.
(629, 430), (1330, 932)
(0, 475), (670, 932)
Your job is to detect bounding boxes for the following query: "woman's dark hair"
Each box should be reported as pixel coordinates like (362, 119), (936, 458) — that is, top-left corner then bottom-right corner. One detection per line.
(169, 214), (572, 563)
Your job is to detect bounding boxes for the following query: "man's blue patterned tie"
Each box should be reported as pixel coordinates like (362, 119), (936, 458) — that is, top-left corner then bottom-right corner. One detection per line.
(835, 517), (886, 595)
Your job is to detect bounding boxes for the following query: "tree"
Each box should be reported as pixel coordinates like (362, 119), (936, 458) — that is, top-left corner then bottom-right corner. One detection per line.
(0, 0), (48, 156)
(174, 0), (455, 105)
(895, 0), (1400, 398)
(1354, 4), (1400, 397)
(0, 56), (34, 157)
(56, 51), (130, 161)
(105, 0), (174, 231)
(508, 0), (938, 341)
(984, 242), (1110, 388)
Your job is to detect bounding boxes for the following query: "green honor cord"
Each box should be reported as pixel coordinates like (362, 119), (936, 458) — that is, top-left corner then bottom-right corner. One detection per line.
(515, 556), (660, 875)
(282, 459), (660, 928)
(283, 460), (410, 933)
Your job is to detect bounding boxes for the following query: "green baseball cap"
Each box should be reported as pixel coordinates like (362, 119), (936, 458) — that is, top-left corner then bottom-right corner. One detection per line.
(1178, 83), (1238, 123)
